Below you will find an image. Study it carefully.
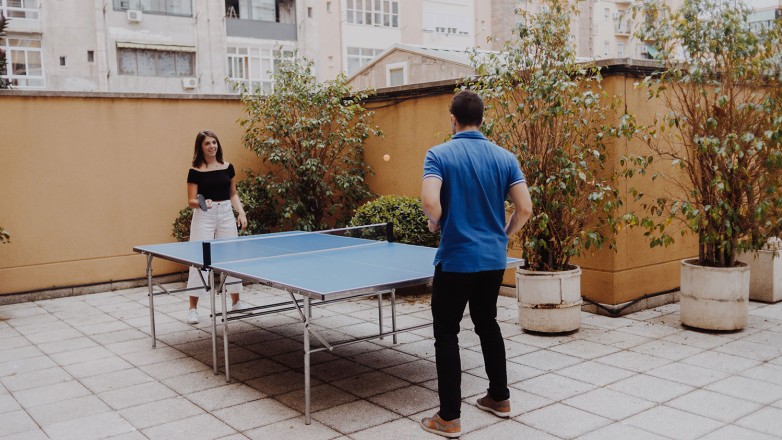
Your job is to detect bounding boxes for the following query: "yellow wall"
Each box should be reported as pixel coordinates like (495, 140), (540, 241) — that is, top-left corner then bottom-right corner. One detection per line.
(0, 73), (698, 303)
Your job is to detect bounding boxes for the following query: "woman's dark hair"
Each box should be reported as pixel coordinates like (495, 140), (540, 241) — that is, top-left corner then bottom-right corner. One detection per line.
(450, 90), (484, 127)
(192, 130), (224, 168)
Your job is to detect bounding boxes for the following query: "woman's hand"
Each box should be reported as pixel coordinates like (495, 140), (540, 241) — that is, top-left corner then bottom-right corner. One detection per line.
(237, 213), (248, 230)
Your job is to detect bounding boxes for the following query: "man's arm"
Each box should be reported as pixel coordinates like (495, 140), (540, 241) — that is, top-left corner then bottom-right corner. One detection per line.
(421, 177), (443, 233)
(506, 183), (533, 237)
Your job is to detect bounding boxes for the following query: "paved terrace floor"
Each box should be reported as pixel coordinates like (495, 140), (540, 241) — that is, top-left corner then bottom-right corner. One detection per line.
(1, 284), (782, 440)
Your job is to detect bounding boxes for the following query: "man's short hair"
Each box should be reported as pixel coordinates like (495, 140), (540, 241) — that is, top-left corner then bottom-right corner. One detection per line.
(450, 90), (484, 127)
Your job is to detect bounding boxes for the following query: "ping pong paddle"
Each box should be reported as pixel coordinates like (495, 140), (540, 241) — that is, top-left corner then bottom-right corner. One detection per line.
(197, 194), (208, 211)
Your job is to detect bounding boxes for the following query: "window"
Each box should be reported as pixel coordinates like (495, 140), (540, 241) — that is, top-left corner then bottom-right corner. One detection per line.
(59, 56), (66, 66)
(346, 46), (383, 76)
(307, 6), (312, 18)
(112, 0), (192, 17)
(88, 51), (95, 62)
(3, 35), (44, 87)
(617, 43), (624, 58)
(117, 47), (195, 77)
(603, 41), (610, 57)
(386, 62), (406, 87)
(346, 0), (399, 28)
(226, 46), (294, 93)
(1, 0), (40, 19)
(604, 7), (609, 21)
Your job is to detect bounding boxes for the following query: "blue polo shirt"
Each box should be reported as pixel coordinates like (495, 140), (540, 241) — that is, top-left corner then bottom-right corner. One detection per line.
(423, 130), (525, 272)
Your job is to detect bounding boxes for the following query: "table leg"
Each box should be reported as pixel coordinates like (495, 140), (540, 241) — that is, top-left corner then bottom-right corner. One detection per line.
(304, 296), (312, 425)
(221, 273), (231, 382)
(391, 288), (397, 344)
(146, 254), (156, 348)
(377, 292), (383, 339)
(210, 270), (218, 375)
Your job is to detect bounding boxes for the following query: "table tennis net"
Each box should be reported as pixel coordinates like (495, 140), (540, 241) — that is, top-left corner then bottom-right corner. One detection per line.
(202, 223), (393, 267)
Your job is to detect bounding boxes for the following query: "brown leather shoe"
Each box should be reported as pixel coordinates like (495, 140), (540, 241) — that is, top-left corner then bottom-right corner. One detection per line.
(476, 394), (511, 418)
(420, 412), (461, 438)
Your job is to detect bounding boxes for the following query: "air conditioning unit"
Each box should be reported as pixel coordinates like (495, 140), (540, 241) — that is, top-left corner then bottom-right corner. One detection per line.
(127, 9), (142, 23)
(181, 77), (198, 89)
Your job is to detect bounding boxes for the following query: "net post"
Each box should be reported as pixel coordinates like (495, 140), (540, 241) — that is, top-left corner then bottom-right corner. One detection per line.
(202, 241), (212, 267)
(385, 222), (395, 243)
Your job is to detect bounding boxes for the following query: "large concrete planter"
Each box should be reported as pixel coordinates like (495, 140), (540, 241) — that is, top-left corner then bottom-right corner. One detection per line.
(736, 250), (782, 303)
(517, 266), (582, 333)
(680, 258), (750, 330)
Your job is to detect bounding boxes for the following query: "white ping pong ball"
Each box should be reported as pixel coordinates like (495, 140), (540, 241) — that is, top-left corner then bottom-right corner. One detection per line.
(383, 154), (390, 162)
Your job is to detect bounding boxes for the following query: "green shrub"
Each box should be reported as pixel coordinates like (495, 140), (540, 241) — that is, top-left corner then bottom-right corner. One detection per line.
(349, 195), (438, 247)
(0, 227), (10, 244)
(172, 173), (280, 242)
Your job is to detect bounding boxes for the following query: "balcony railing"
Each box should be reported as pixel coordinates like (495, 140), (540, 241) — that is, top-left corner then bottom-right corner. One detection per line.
(225, 18), (297, 41)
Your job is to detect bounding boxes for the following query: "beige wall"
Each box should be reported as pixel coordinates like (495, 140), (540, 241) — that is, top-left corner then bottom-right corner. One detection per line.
(0, 71), (697, 304)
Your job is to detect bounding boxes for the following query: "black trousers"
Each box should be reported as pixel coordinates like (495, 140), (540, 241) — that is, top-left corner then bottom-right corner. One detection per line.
(431, 264), (509, 421)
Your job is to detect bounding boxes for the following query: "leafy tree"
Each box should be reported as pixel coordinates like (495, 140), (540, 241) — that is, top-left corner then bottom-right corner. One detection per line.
(0, 14), (8, 89)
(467, 0), (638, 271)
(632, 0), (782, 267)
(349, 195), (439, 247)
(239, 55), (381, 231)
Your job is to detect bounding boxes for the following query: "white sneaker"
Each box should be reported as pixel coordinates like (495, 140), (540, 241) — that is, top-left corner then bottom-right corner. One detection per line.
(187, 308), (199, 324)
(232, 300), (250, 311)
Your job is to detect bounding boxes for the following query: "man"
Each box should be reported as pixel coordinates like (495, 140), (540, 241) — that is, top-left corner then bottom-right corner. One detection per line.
(420, 90), (533, 438)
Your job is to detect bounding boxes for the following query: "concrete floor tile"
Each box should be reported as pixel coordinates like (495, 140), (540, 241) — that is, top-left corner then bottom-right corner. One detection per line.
(139, 356), (211, 381)
(699, 424), (781, 440)
(469, 359), (545, 385)
(715, 339), (781, 362)
(556, 360), (636, 387)
(0, 355), (58, 378)
(580, 314), (636, 330)
(705, 375), (782, 404)
(382, 359), (438, 384)
(309, 358), (373, 383)
(26, 395), (112, 427)
(106, 337), (166, 356)
(118, 396), (205, 430)
(49, 346), (117, 366)
(244, 416), (340, 440)
(331, 370), (409, 398)
(36, 336), (98, 355)
(607, 374), (695, 403)
(350, 346), (419, 369)
(629, 339), (705, 361)
(245, 370), (321, 397)
(742, 362), (782, 386)
(517, 402), (611, 439)
(367, 385), (438, 416)
(212, 398), (299, 431)
(497, 388), (554, 415)
(735, 406), (782, 437)
(0, 428), (51, 440)
(350, 417), (434, 440)
(577, 423), (670, 440)
(275, 383), (358, 414)
(24, 328), (85, 345)
(615, 321), (681, 339)
(312, 400), (399, 434)
(13, 380), (91, 408)
(389, 339), (436, 358)
(681, 350), (762, 374)
(665, 389), (762, 423)
(582, 330), (653, 349)
(0, 336), (29, 351)
(98, 381), (178, 410)
(645, 361), (731, 387)
(564, 388), (656, 421)
(1, 366), (73, 392)
(43, 411), (137, 440)
(79, 368), (155, 394)
(186, 383), (265, 412)
(0, 409), (38, 437)
(162, 369), (232, 395)
(0, 345), (45, 363)
(548, 340), (622, 360)
(624, 406), (724, 440)
(661, 329), (733, 349)
(121, 345), (189, 367)
(462, 418), (561, 440)
(518, 373), (595, 402)
(141, 413), (236, 440)
(594, 350), (672, 373)
(90, 328), (150, 345)
(509, 349), (583, 372)
(0, 393), (21, 414)
(63, 356), (135, 379)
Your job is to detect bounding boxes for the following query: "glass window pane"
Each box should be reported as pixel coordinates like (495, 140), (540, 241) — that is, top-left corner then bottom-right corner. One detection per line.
(176, 52), (194, 76)
(347, 10), (353, 22)
(118, 49), (137, 74)
(347, 0), (353, 9)
(137, 50), (156, 76)
(158, 51), (176, 77)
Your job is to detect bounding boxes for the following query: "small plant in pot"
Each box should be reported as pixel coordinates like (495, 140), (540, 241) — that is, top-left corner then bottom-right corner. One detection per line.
(468, 0), (639, 332)
(631, 0), (782, 328)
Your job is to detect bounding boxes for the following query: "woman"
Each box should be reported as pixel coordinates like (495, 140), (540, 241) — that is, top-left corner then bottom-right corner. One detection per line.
(185, 130), (248, 324)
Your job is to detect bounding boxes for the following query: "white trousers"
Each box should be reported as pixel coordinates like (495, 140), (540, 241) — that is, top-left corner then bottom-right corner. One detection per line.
(187, 200), (243, 298)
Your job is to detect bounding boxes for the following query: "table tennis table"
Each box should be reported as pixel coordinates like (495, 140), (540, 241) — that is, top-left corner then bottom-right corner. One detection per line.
(134, 223), (523, 424)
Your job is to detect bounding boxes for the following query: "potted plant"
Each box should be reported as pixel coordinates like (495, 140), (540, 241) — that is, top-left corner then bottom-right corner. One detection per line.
(737, 237), (782, 303)
(468, 0), (638, 332)
(632, 0), (782, 329)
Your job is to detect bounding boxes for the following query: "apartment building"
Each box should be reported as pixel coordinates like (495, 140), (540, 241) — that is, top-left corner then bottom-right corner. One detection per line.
(2, 0), (778, 93)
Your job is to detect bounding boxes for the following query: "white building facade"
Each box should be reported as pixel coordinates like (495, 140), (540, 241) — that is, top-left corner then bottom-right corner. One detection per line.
(2, 0), (779, 93)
